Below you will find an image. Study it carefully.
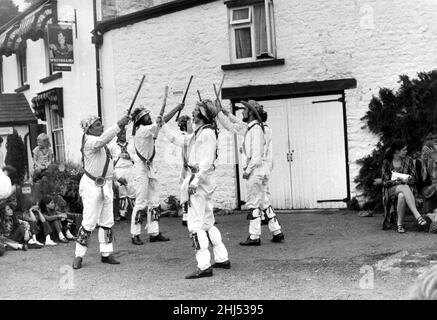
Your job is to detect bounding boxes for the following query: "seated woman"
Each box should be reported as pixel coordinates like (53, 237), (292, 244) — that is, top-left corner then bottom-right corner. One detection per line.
(0, 203), (29, 251)
(38, 196), (75, 243)
(382, 140), (427, 233)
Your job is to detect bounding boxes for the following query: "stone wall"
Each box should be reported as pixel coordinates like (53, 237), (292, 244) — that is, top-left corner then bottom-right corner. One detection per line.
(101, 0), (437, 208)
(101, 0), (175, 20)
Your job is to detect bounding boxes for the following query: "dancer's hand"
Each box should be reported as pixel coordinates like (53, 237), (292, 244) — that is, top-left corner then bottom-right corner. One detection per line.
(117, 115), (130, 128)
(188, 184), (197, 195)
(156, 115), (164, 128)
(118, 177), (128, 186)
(243, 172), (250, 180)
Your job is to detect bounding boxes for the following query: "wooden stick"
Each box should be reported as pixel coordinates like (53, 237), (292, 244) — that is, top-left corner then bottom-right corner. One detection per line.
(197, 90), (202, 101)
(153, 85), (169, 140)
(175, 75), (194, 121)
(127, 75), (146, 116)
(218, 74), (226, 93)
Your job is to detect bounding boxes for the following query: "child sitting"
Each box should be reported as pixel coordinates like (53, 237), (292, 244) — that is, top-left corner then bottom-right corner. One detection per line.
(32, 133), (53, 180)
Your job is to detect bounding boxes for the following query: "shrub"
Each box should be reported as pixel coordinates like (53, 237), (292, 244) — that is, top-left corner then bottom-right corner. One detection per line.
(5, 129), (27, 184)
(34, 162), (84, 213)
(356, 70), (437, 211)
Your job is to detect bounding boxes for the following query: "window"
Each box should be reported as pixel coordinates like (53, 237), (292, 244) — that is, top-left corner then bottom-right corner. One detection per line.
(17, 49), (28, 86)
(228, 0), (276, 63)
(49, 108), (65, 163)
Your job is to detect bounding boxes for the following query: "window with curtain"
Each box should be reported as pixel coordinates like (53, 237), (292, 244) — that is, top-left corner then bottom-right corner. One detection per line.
(229, 0), (275, 63)
(17, 50), (28, 86)
(49, 108), (66, 163)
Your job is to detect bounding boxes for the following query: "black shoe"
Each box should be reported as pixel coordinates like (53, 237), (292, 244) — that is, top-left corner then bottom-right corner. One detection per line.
(261, 218), (268, 225)
(21, 244), (28, 251)
(182, 220), (187, 227)
(59, 238), (69, 243)
(150, 233), (170, 242)
(27, 243), (43, 249)
(212, 260), (231, 269)
(239, 237), (261, 246)
(185, 267), (213, 279)
(73, 257), (83, 269)
(131, 235), (144, 245)
(101, 255), (120, 265)
(119, 216), (127, 221)
(271, 233), (285, 243)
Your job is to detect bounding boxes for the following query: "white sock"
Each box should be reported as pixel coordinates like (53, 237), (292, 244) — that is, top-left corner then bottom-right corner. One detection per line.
(59, 232), (65, 240)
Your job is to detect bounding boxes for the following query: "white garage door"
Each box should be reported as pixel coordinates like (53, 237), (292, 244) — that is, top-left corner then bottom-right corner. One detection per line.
(237, 94), (348, 209)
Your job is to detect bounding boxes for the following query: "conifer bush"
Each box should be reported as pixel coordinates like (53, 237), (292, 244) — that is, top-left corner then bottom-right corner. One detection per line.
(355, 70), (437, 211)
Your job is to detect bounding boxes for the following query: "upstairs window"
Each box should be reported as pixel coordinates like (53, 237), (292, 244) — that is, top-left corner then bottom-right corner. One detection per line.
(17, 49), (28, 86)
(228, 0), (276, 63)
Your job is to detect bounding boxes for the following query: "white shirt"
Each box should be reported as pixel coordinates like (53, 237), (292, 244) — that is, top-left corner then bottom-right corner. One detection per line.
(217, 112), (265, 175)
(82, 124), (120, 179)
(162, 124), (216, 187)
(133, 123), (159, 166)
(109, 140), (134, 169)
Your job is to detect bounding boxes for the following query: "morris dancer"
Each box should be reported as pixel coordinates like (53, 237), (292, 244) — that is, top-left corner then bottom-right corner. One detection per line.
(109, 128), (136, 221)
(73, 114), (130, 269)
(161, 99), (230, 279)
(129, 103), (182, 245)
(216, 100), (284, 245)
(176, 115), (193, 226)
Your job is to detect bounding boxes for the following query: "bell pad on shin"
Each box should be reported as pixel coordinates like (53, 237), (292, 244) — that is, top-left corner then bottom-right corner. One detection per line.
(76, 226), (91, 247)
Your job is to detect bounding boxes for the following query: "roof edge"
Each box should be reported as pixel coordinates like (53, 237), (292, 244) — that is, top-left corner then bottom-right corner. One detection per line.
(94, 0), (218, 35)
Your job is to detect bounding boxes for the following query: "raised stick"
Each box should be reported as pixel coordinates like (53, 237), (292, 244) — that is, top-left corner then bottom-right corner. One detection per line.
(175, 75), (194, 121)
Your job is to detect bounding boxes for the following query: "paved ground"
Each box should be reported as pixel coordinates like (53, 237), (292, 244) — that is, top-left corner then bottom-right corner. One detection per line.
(1, 210), (437, 300)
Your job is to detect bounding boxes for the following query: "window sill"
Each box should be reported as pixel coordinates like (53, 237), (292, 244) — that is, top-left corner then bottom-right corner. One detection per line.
(221, 58), (285, 71)
(14, 84), (30, 93)
(40, 72), (62, 84)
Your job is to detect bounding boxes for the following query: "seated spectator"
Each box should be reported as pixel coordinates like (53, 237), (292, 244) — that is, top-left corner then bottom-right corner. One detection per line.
(23, 204), (57, 246)
(32, 133), (53, 181)
(0, 203), (28, 251)
(38, 196), (75, 243)
(382, 140), (427, 233)
(421, 133), (437, 214)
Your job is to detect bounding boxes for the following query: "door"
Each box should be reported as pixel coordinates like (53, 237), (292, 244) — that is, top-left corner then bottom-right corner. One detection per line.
(236, 94), (348, 209)
(287, 95), (348, 209)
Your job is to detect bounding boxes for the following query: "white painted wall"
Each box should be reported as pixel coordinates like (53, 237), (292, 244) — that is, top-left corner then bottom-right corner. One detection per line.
(1, 0), (98, 165)
(100, 0), (437, 209)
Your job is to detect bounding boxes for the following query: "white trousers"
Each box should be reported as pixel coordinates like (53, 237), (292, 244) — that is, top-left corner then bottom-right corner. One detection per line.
(130, 166), (160, 236)
(246, 174), (281, 239)
(75, 175), (114, 257)
(187, 175), (228, 271)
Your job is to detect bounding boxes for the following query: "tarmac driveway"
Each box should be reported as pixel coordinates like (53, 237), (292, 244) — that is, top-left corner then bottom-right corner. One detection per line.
(1, 210), (436, 300)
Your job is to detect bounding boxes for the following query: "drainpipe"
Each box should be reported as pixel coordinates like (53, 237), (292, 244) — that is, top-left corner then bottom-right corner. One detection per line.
(93, 0), (103, 119)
